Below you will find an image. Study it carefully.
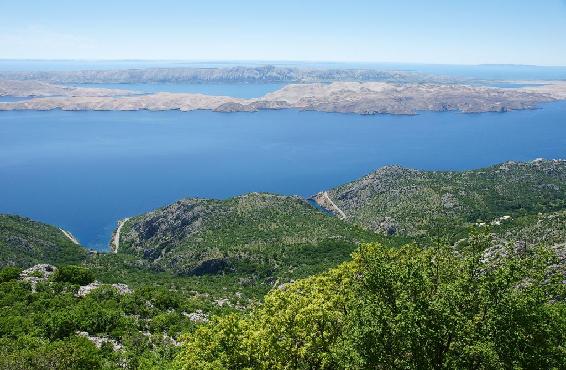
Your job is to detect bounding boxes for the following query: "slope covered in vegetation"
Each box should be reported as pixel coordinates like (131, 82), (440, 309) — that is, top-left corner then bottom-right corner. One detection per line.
(314, 159), (566, 241)
(175, 240), (566, 369)
(1, 160), (566, 369)
(0, 265), (216, 369)
(0, 215), (87, 268)
(116, 193), (383, 278)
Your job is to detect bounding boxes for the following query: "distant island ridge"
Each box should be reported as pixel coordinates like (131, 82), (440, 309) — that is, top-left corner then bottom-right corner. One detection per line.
(1, 65), (566, 115)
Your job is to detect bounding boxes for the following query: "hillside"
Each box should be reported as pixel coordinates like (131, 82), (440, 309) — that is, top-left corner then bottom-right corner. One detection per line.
(313, 159), (566, 242)
(1, 163), (565, 369)
(114, 193), (382, 277)
(175, 242), (566, 369)
(0, 215), (87, 267)
(481, 209), (566, 249)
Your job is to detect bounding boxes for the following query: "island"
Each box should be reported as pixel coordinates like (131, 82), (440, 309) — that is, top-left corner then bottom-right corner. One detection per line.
(1, 80), (565, 115)
(0, 65), (439, 84)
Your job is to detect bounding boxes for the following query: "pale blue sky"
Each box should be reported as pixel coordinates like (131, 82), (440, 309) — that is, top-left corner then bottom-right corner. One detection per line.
(1, 0), (565, 65)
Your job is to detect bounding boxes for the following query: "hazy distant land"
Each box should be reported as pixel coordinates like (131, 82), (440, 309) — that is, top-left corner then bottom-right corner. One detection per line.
(1, 66), (566, 115)
(0, 65), (440, 84)
(0, 79), (141, 98)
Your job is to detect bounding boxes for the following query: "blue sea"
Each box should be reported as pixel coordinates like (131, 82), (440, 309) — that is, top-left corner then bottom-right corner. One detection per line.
(0, 96), (32, 102)
(1, 102), (565, 250)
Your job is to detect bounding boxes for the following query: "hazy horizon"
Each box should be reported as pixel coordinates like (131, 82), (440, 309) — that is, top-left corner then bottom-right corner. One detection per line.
(1, 0), (565, 66)
(1, 59), (566, 68)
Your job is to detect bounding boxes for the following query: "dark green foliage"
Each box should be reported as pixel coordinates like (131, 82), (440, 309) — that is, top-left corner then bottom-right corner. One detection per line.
(322, 160), (566, 241)
(344, 241), (566, 369)
(175, 241), (566, 369)
(85, 252), (276, 307)
(52, 265), (95, 285)
(0, 215), (87, 268)
(1, 160), (565, 369)
(0, 278), (202, 369)
(118, 193), (384, 278)
(0, 266), (22, 282)
(0, 336), (103, 370)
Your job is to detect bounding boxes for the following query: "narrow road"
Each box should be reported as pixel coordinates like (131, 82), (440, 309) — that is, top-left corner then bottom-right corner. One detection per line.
(112, 218), (130, 253)
(321, 191), (347, 219)
(60, 228), (80, 245)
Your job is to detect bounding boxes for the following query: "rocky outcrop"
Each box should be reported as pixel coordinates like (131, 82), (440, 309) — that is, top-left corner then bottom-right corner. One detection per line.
(19, 264), (57, 291)
(76, 281), (132, 297)
(182, 309), (209, 323)
(20, 263), (56, 281)
(76, 331), (123, 351)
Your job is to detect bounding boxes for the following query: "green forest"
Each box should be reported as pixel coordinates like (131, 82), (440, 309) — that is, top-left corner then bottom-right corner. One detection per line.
(1, 161), (565, 369)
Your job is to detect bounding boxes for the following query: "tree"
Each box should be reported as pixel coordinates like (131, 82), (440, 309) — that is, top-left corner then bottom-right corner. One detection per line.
(0, 266), (22, 283)
(174, 241), (566, 369)
(52, 265), (94, 286)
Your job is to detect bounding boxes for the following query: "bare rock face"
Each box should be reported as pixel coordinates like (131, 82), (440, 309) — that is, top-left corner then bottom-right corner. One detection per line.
(183, 309), (209, 323)
(256, 82), (560, 115)
(76, 331), (123, 351)
(113, 192), (363, 276)
(118, 199), (212, 260)
(2, 80), (564, 115)
(214, 102), (258, 112)
(76, 281), (132, 297)
(214, 298), (230, 307)
(20, 264), (57, 291)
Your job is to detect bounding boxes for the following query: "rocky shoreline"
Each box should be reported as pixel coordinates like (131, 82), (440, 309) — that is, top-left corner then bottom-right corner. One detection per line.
(2, 80), (564, 115)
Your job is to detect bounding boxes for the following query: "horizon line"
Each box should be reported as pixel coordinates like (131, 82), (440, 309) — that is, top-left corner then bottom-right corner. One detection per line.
(1, 59), (565, 69)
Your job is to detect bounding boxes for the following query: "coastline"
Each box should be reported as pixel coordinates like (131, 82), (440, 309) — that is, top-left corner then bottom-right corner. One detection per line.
(2, 80), (565, 115)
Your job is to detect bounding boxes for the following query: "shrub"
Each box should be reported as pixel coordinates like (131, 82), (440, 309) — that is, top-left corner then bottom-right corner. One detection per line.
(52, 265), (94, 285)
(174, 241), (566, 369)
(0, 267), (22, 283)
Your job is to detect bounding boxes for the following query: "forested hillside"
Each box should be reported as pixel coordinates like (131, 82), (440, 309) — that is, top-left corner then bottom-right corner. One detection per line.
(1, 160), (565, 369)
(116, 193), (383, 278)
(0, 215), (87, 267)
(314, 159), (566, 241)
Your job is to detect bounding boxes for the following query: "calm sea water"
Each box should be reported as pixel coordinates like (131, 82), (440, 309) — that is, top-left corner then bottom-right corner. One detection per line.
(0, 96), (31, 102)
(1, 103), (566, 250)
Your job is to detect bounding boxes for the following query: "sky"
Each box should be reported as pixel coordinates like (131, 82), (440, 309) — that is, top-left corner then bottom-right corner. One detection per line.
(0, 0), (565, 66)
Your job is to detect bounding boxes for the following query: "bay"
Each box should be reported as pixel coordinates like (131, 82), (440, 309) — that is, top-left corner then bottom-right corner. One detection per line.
(1, 103), (565, 250)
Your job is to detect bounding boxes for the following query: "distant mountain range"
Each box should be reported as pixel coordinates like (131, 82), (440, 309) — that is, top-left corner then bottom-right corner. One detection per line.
(0, 65), (437, 84)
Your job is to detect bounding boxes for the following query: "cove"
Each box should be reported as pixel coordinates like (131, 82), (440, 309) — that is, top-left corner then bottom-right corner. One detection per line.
(1, 103), (565, 250)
